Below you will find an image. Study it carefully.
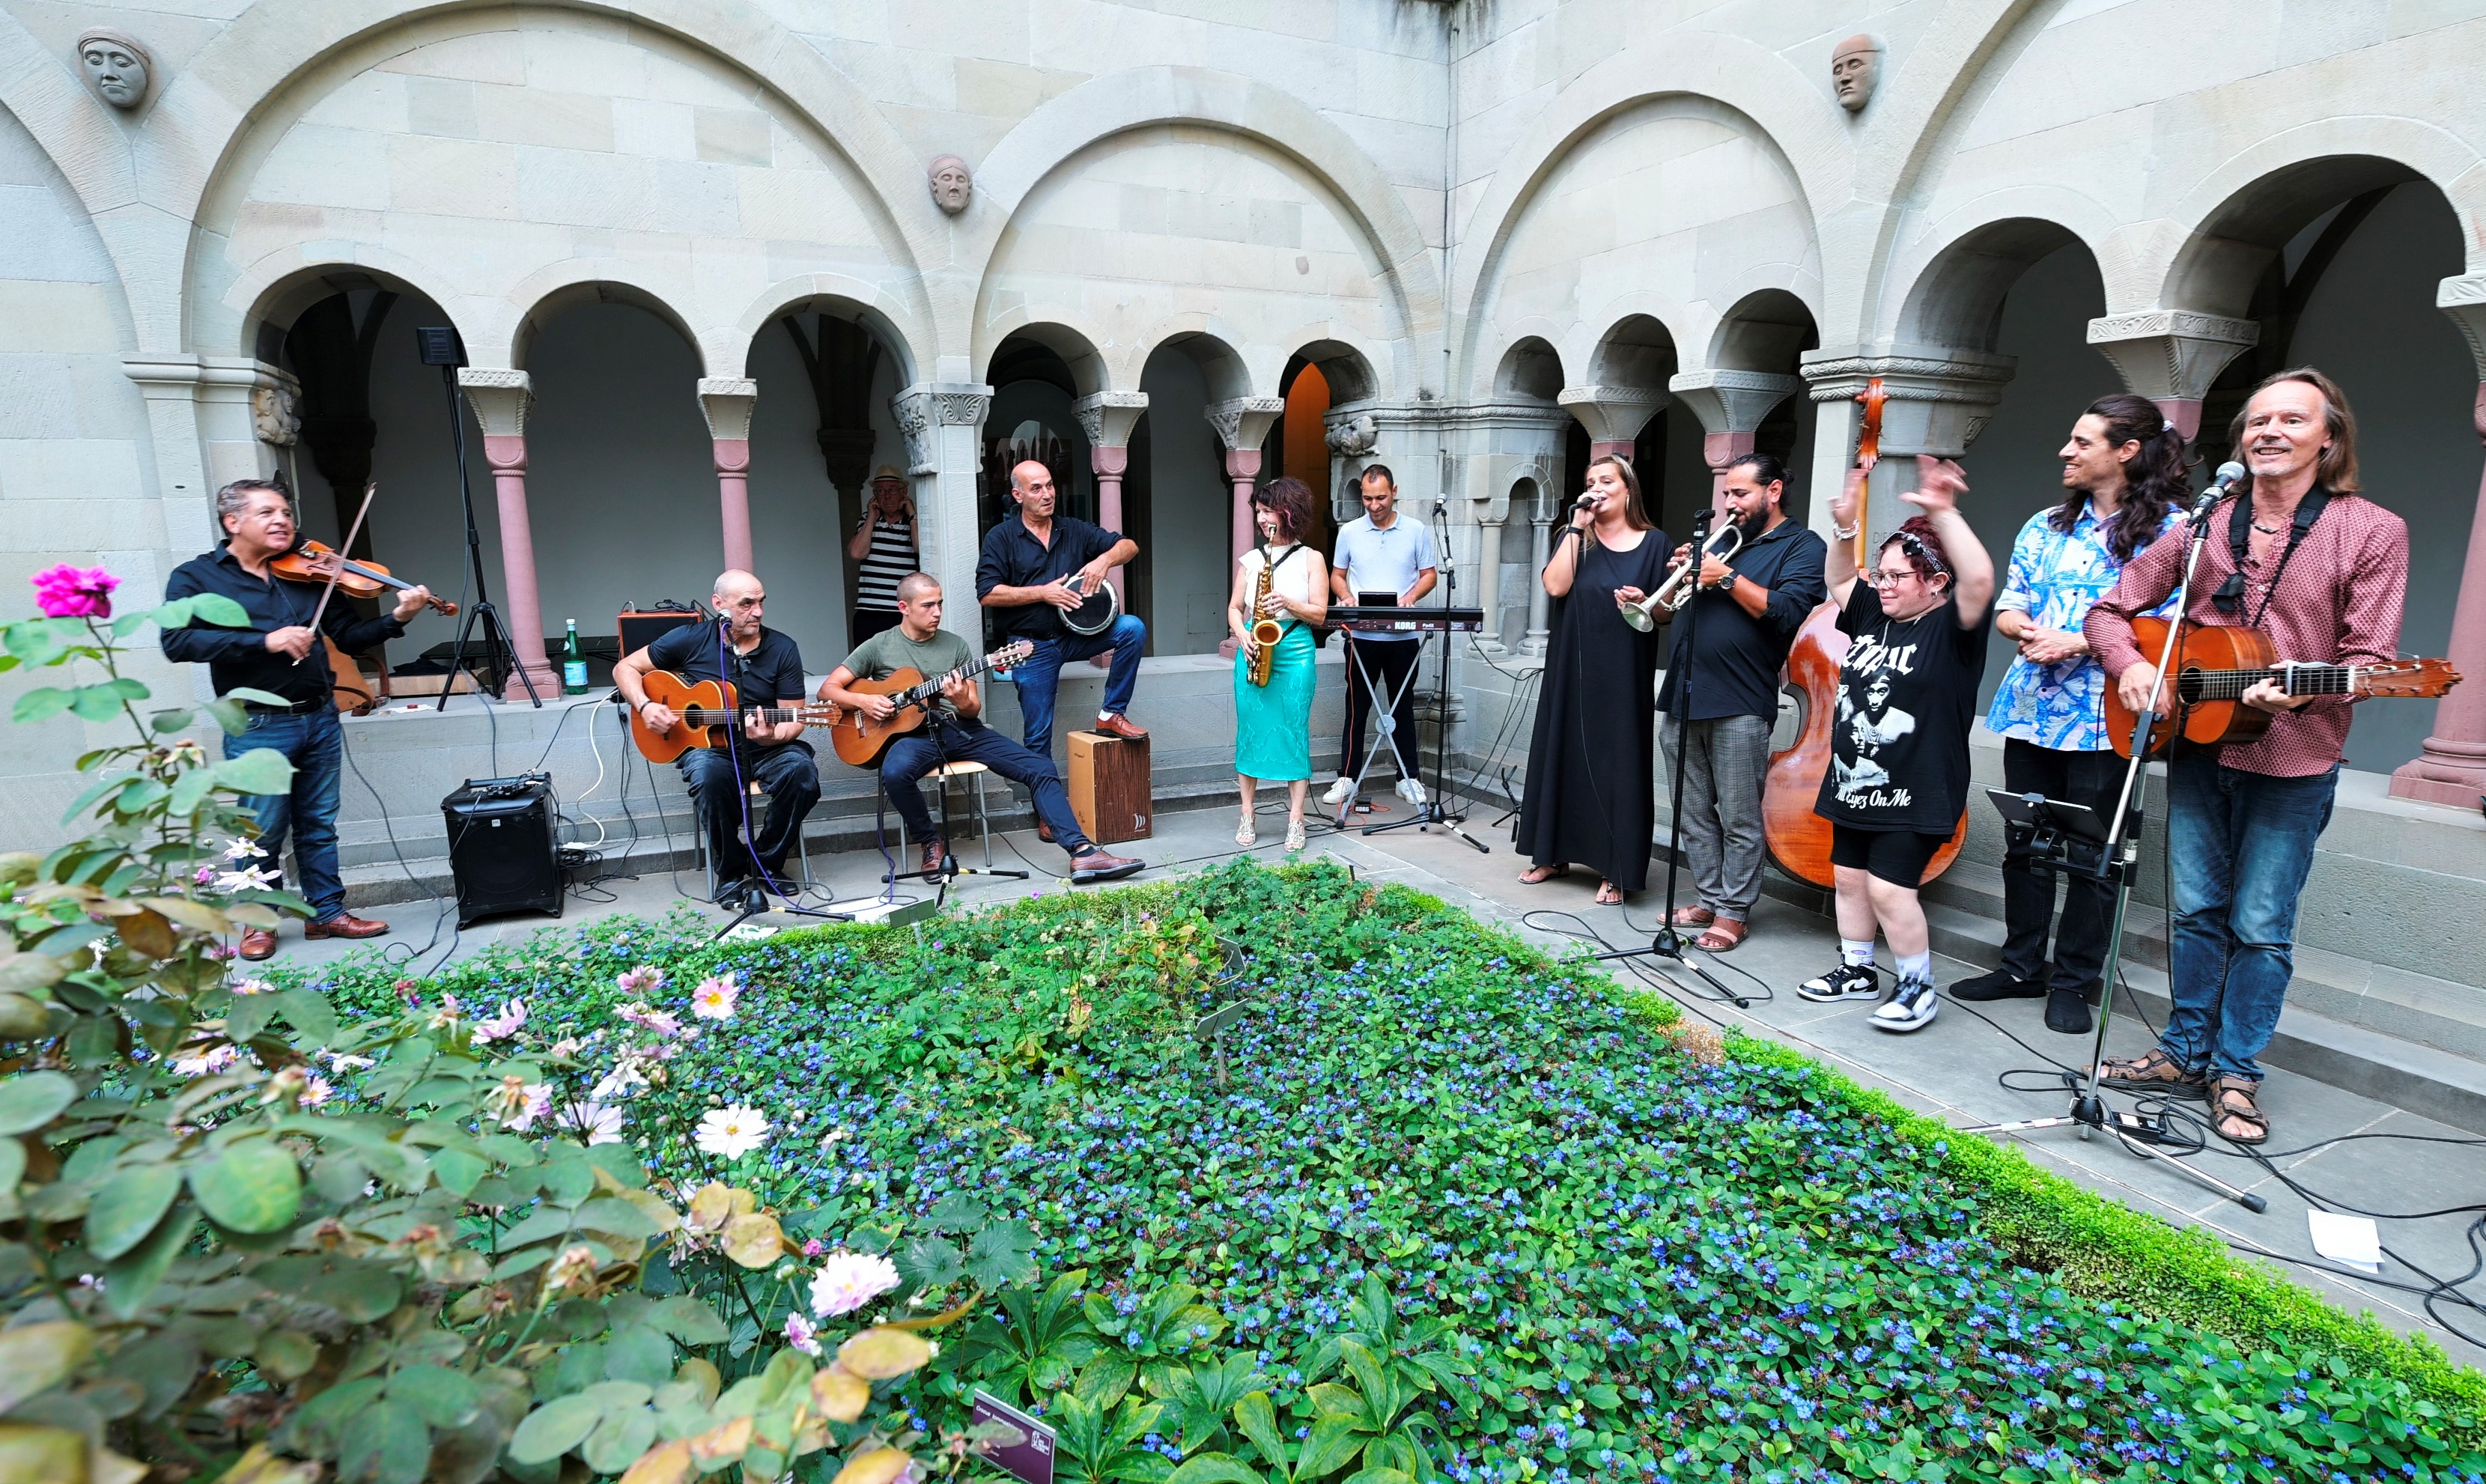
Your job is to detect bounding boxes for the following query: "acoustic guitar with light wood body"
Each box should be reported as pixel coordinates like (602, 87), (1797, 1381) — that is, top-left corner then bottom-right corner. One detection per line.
(829, 640), (1035, 769)
(626, 671), (844, 764)
(2105, 616), (2458, 758)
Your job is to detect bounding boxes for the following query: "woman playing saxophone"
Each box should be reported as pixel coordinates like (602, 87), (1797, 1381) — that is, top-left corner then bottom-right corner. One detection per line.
(1228, 477), (1329, 852)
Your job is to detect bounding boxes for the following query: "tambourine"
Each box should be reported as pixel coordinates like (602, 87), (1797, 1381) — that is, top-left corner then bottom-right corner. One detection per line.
(1060, 576), (1119, 636)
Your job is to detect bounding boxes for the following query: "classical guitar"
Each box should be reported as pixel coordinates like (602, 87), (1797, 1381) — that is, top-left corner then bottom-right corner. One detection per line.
(627, 671), (844, 764)
(2106, 617), (2458, 758)
(830, 640), (1036, 769)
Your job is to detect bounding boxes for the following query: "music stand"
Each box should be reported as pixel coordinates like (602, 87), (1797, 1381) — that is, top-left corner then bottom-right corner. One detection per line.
(1957, 496), (2268, 1214)
(1364, 500), (1489, 854)
(417, 326), (540, 711)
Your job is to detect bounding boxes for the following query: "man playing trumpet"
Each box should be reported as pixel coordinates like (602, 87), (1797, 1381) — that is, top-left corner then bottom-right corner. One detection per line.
(1656, 454), (1826, 951)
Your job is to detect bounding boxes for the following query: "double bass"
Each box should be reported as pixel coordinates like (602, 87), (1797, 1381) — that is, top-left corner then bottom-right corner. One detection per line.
(1759, 380), (1969, 889)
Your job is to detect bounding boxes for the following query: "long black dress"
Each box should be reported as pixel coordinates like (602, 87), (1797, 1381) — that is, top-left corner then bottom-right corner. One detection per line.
(1518, 528), (1671, 891)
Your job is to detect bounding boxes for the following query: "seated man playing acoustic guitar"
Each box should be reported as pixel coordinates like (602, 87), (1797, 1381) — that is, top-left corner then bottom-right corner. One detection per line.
(818, 572), (1143, 883)
(613, 569), (822, 901)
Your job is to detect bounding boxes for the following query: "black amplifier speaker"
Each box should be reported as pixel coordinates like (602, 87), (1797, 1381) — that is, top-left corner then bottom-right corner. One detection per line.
(443, 774), (563, 928)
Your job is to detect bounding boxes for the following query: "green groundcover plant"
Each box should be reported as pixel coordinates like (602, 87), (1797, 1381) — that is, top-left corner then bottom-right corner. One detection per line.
(292, 863), (2486, 1484)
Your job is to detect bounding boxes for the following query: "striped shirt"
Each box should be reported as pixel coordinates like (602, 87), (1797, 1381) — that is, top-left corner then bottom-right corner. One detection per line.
(855, 511), (918, 609)
(2085, 492), (2407, 777)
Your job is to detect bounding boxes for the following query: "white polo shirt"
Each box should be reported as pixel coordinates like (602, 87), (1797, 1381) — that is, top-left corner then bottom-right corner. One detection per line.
(1330, 513), (1438, 644)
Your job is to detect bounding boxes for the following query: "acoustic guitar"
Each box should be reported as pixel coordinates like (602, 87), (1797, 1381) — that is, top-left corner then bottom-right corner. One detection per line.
(2105, 616), (2458, 758)
(627, 670), (844, 764)
(829, 640), (1035, 769)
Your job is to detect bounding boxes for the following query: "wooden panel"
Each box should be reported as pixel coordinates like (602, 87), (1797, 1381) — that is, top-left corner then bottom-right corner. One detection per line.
(1066, 730), (1152, 845)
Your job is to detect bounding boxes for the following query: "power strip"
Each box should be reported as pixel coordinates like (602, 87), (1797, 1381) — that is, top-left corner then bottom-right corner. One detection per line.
(823, 898), (940, 926)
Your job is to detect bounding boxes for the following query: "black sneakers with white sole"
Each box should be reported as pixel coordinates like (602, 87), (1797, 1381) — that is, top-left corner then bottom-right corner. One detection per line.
(1796, 964), (1881, 1003)
(1870, 978), (1939, 1033)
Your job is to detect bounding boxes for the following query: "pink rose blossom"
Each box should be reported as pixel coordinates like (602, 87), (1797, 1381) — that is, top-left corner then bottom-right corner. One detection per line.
(31, 565), (118, 619)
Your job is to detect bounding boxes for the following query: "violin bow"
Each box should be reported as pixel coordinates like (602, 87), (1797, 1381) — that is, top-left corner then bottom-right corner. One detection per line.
(294, 482), (377, 667)
(1851, 378), (1887, 573)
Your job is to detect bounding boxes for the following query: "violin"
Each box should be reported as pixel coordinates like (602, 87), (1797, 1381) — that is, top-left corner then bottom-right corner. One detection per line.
(1759, 377), (1967, 890)
(269, 540), (457, 616)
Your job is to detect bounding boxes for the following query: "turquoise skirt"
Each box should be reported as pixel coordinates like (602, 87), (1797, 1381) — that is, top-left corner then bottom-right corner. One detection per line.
(1234, 624), (1316, 781)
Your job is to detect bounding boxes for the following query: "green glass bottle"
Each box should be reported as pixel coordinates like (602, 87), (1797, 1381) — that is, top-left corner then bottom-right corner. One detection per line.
(562, 618), (588, 695)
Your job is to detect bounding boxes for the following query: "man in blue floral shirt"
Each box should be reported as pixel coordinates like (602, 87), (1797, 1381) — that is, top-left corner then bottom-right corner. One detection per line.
(1954, 395), (2186, 1033)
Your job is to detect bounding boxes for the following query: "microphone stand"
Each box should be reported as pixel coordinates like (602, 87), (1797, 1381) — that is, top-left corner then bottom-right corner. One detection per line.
(1959, 485), (2267, 1212)
(1364, 496), (1489, 853)
(1591, 507), (1746, 1007)
(434, 361), (540, 710)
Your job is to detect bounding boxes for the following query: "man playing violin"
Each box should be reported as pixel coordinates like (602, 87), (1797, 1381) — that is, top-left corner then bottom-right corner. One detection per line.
(818, 574), (1142, 883)
(613, 570), (822, 902)
(976, 460), (1148, 824)
(161, 479), (434, 959)
(2085, 368), (2408, 1146)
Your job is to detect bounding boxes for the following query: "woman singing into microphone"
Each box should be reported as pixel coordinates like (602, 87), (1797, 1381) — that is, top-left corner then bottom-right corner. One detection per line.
(1796, 457), (1996, 1033)
(1517, 454), (1671, 906)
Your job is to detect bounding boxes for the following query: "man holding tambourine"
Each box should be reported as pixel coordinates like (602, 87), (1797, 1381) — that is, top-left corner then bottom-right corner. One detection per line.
(975, 461), (1150, 820)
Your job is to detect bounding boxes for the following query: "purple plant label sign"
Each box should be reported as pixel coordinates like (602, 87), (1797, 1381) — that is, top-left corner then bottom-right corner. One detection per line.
(970, 1390), (1056, 1484)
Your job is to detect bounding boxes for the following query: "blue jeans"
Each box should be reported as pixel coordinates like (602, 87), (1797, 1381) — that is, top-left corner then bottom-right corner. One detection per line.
(1009, 615), (1145, 756)
(881, 719), (1093, 858)
(225, 707), (347, 922)
(2160, 755), (2339, 1081)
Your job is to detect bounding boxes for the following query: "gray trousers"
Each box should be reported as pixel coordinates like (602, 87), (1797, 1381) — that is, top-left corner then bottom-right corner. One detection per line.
(1660, 713), (1773, 918)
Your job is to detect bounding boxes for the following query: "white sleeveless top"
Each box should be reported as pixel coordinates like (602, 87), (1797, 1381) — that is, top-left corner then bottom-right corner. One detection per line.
(1239, 544), (1319, 607)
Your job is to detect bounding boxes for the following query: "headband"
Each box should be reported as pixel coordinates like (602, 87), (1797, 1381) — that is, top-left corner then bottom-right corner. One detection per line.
(1894, 529), (1950, 578)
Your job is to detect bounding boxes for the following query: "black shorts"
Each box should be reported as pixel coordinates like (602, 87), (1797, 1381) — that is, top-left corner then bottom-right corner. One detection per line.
(1827, 824), (1945, 888)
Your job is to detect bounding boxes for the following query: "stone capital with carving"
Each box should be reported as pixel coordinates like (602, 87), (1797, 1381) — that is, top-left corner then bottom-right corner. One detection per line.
(1668, 369), (1802, 437)
(457, 368), (535, 439)
(892, 382), (993, 475)
(2085, 311), (2259, 416)
(1556, 385), (1668, 447)
(1074, 391), (1149, 449)
(1323, 411), (1380, 458)
(1203, 396), (1285, 452)
(695, 377), (759, 441)
(2437, 276), (2486, 385)
(1800, 345), (2017, 457)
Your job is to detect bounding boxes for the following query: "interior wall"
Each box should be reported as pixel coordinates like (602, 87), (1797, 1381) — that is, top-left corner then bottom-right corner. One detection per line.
(1138, 348), (1229, 656)
(988, 379), (1094, 520)
(350, 291), (490, 662)
(2285, 182), (2474, 774)
(1958, 243), (2111, 717)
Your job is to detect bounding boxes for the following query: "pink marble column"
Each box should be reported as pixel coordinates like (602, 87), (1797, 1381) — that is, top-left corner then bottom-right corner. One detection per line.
(1587, 440), (1635, 463)
(714, 439), (754, 573)
(1092, 444), (1129, 603)
(2391, 385), (2486, 806)
(1221, 447), (1262, 657)
(2152, 398), (2205, 445)
(1704, 430), (1758, 505)
(480, 434), (557, 700)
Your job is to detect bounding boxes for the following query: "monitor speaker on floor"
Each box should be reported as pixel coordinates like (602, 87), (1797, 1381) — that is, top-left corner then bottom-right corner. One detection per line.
(443, 774), (564, 928)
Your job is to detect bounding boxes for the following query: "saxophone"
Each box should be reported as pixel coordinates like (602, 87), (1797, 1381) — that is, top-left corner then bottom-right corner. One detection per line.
(1247, 547), (1283, 687)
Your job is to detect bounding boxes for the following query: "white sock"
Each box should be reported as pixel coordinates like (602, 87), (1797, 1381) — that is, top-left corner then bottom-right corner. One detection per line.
(1097, 711), (1114, 723)
(1841, 939), (1876, 967)
(1897, 950), (1933, 985)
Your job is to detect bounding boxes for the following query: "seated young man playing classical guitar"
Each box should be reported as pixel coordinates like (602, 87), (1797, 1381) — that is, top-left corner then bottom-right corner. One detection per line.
(818, 573), (1143, 882)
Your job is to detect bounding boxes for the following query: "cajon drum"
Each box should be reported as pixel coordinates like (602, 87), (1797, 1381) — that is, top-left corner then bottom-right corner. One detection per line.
(1066, 730), (1152, 845)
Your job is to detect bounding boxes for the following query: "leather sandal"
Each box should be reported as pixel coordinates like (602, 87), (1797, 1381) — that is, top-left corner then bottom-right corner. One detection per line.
(2210, 1075), (2270, 1145)
(1694, 917), (1747, 952)
(1518, 864), (1569, 886)
(1669, 905), (1716, 930)
(1594, 880), (1623, 906)
(2096, 1047), (2208, 1101)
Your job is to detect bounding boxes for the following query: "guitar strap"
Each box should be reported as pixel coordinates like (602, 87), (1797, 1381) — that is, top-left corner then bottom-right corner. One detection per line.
(2221, 484), (2329, 630)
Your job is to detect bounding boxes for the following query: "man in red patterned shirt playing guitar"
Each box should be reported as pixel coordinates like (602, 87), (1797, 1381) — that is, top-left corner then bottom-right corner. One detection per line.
(2083, 368), (2410, 1146)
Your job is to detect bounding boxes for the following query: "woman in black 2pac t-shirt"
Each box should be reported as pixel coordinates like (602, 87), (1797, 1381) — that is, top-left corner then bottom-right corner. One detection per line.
(1797, 457), (1996, 1035)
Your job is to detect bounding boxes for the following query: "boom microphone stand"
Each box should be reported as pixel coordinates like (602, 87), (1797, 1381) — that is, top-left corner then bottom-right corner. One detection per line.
(1591, 507), (1748, 1008)
(417, 326), (539, 711)
(1364, 495), (1489, 853)
(1960, 469), (2267, 1213)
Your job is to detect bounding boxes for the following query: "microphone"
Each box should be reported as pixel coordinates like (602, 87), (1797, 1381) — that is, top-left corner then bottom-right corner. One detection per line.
(1691, 505), (1714, 537)
(1570, 492), (1599, 511)
(2192, 462), (2246, 520)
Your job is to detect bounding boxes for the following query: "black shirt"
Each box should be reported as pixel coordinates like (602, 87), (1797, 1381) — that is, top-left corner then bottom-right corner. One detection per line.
(160, 545), (408, 706)
(1658, 517), (1829, 721)
(975, 513), (1122, 642)
(642, 621), (812, 758)
(1814, 584), (1993, 834)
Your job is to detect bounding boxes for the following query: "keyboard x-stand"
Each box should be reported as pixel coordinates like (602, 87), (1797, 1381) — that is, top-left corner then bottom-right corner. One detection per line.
(1325, 606), (1489, 854)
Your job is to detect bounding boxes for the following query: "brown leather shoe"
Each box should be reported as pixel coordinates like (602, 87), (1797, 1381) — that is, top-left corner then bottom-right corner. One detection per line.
(1036, 819), (1055, 844)
(1092, 714), (1148, 741)
(304, 913), (389, 941)
(920, 839), (947, 875)
(1068, 850), (1143, 882)
(237, 928), (278, 961)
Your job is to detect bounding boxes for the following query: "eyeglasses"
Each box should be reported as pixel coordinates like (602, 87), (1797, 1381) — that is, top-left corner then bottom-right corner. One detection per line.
(1864, 568), (1919, 586)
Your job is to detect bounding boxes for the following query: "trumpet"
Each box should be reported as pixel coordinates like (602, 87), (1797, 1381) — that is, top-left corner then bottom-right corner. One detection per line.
(1623, 521), (1744, 632)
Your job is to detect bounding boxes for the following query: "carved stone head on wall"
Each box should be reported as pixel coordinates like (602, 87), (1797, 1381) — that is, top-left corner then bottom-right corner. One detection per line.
(76, 29), (152, 110)
(928, 155), (972, 215)
(1831, 34), (1882, 112)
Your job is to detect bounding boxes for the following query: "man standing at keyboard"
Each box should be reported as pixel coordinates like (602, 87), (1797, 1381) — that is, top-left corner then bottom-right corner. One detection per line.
(1324, 463), (1438, 814)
